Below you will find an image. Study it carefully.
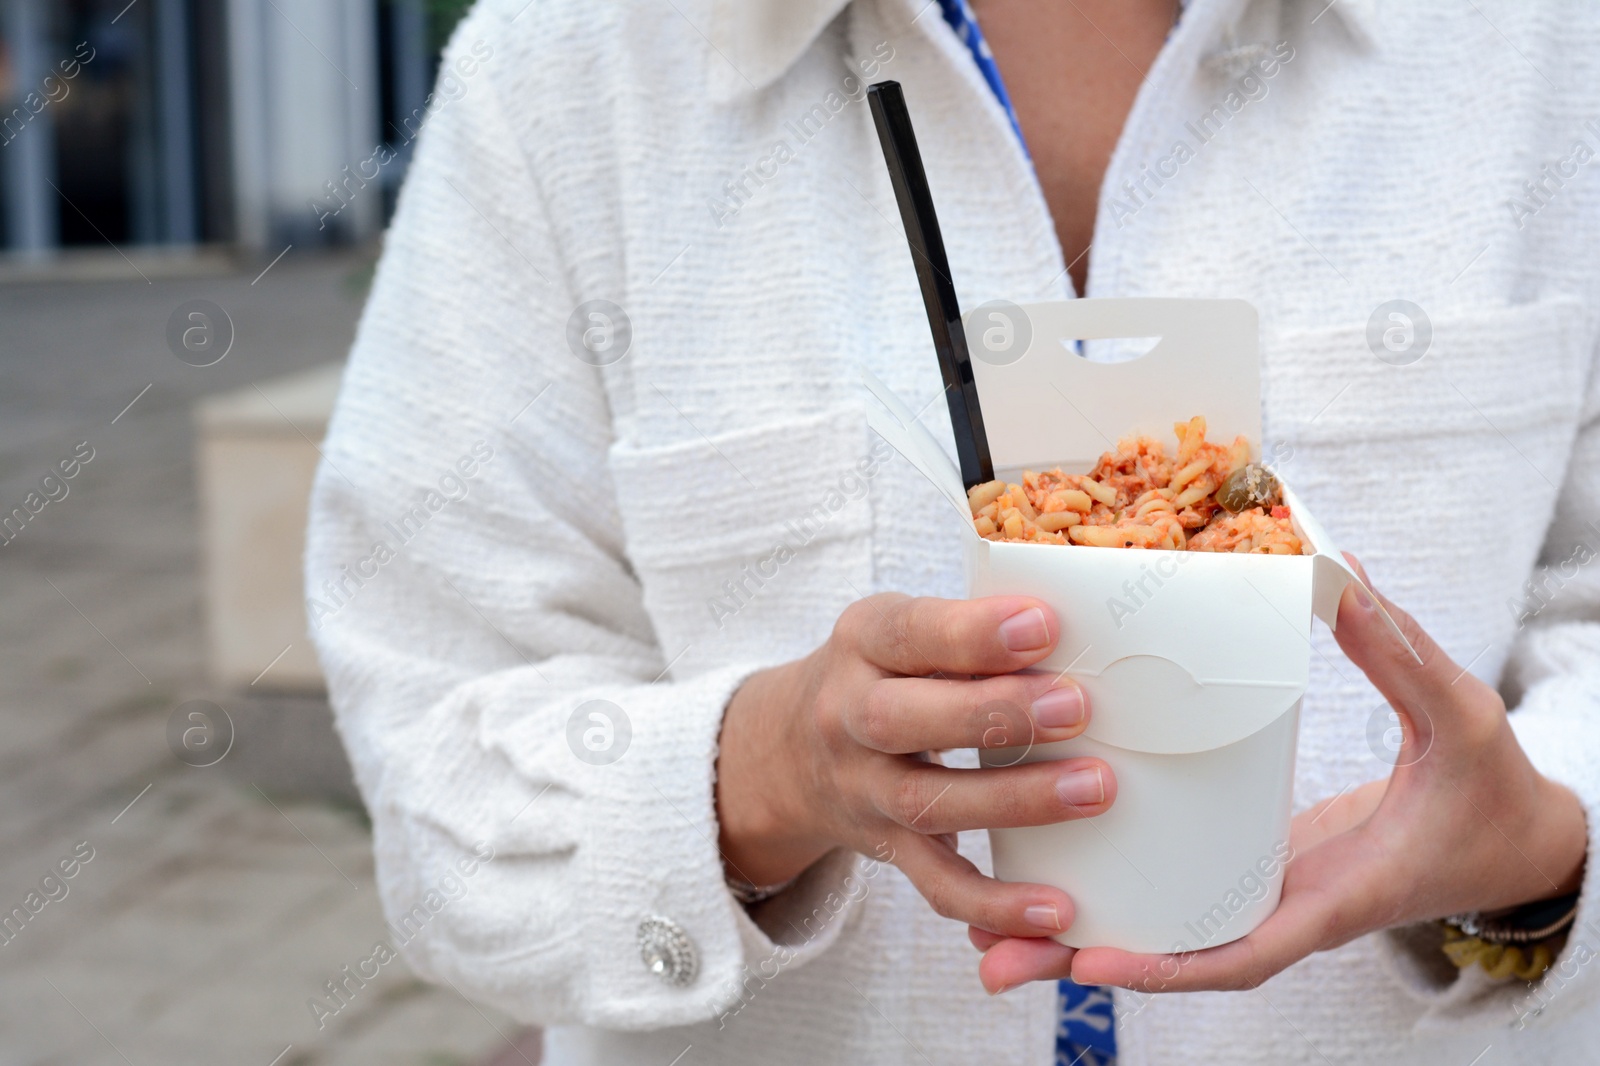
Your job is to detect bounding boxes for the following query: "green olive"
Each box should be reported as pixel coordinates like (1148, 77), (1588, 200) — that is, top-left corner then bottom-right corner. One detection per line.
(1216, 463), (1281, 513)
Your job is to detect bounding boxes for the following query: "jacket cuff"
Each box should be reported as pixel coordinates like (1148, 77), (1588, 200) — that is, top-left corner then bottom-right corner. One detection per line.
(712, 847), (876, 1023)
(573, 662), (862, 1028)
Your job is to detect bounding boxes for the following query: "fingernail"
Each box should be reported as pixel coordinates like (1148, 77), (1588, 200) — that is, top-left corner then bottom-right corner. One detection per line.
(1352, 581), (1375, 610)
(1024, 904), (1062, 931)
(1057, 767), (1104, 807)
(1032, 686), (1084, 730)
(989, 982), (1013, 996)
(999, 607), (1050, 652)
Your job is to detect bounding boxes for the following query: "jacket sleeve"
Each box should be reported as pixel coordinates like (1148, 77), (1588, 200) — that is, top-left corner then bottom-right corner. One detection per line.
(304, 12), (856, 1031)
(1379, 337), (1600, 1031)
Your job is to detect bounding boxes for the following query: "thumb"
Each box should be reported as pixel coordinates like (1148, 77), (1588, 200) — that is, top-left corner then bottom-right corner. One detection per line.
(1332, 554), (1479, 738)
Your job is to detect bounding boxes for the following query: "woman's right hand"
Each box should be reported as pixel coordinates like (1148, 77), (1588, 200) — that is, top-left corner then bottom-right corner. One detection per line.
(716, 593), (1116, 940)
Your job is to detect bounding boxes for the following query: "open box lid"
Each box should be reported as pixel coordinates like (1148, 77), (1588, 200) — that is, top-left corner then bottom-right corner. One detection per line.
(968, 298), (1262, 481)
(863, 298), (1417, 755)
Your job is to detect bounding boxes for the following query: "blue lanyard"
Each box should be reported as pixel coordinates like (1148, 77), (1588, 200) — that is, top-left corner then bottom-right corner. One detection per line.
(936, 0), (1030, 155)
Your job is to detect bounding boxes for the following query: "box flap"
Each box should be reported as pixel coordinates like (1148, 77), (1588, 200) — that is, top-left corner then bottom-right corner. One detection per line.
(964, 299), (1260, 477)
(1285, 485), (1421, 662)
(860, 366), (969, 521)
(970, 538), (1313, 754)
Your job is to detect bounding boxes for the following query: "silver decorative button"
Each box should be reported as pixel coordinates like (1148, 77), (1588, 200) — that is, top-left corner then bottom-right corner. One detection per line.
(637, 916), (698, 987)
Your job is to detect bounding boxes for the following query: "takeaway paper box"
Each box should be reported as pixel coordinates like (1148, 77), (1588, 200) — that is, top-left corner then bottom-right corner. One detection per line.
(863, 298), (1413, 953)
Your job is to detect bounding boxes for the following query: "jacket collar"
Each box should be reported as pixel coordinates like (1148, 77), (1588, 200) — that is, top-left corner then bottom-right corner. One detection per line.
(702, 0), (854, 97)
(702, 0), (1379, 98)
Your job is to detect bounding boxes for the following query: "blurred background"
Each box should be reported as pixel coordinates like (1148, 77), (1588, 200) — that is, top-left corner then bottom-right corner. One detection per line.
(0, 1), (541, 1062)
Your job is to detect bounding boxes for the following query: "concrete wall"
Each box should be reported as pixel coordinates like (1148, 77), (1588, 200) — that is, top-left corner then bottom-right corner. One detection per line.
(196, 362), (344, 691)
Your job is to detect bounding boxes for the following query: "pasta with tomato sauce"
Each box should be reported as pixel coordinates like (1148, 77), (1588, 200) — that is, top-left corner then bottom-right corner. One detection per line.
(966, 416), (1308, 555)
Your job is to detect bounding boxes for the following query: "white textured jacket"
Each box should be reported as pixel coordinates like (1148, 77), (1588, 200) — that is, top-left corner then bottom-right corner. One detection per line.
(306, 0), (1600, 1061)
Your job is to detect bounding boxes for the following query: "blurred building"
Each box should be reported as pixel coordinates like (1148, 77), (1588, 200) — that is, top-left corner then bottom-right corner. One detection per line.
(0, 0), (462, 258)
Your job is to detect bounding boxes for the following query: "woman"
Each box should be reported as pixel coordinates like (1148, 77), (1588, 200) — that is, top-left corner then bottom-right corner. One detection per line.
(306, 0), (1600, 1061)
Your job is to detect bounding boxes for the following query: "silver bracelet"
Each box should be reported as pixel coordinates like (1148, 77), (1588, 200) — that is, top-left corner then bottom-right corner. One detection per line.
(726, 871), (800, 905)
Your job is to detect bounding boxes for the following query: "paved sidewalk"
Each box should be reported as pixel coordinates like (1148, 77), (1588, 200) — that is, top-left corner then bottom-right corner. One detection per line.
(0, 251), (533, 1066)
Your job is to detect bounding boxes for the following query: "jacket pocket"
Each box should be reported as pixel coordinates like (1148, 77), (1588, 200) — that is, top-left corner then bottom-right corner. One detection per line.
(607, 407), (886, 676)
(1261, 297), (1597, 658)
(1264, 298), (1593, 446)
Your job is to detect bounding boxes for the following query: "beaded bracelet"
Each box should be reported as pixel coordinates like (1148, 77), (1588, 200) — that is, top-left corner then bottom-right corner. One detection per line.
(1439, 894), (1579, 981)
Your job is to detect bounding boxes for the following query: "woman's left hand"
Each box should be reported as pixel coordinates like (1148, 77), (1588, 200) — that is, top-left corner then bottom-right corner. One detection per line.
(969, 555), (1589, 995)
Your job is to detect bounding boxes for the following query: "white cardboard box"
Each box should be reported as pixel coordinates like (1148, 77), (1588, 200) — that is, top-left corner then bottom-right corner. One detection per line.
(865, 298), (1412, 953)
